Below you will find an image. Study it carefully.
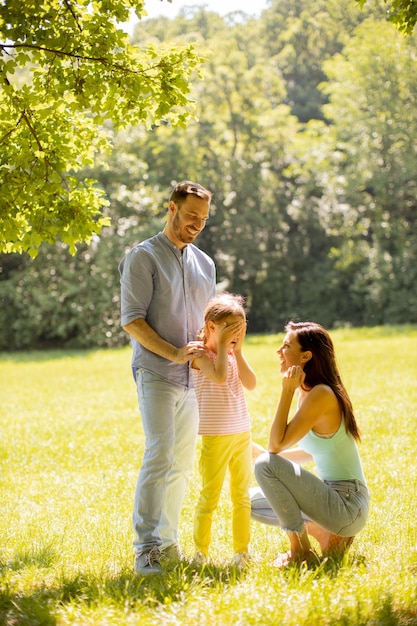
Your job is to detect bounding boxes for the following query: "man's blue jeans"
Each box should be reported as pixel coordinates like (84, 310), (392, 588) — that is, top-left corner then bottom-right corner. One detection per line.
(133, 369), (199, 555)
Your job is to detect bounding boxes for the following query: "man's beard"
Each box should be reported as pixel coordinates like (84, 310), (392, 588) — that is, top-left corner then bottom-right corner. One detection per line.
(172, 214), (198, 244)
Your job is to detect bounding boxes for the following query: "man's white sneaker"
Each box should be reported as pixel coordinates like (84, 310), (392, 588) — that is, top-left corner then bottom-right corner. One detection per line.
(134, 546), (162, 575)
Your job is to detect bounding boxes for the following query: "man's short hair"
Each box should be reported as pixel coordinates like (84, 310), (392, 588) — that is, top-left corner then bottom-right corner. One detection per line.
(169, 180), (212, 205)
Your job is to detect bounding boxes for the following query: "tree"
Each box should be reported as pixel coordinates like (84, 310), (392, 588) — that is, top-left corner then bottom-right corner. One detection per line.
(0, 124), (168, 351)
(147, 20), (336, 332)
(0, 0), (202, 257)
(355, 0), (417, 34)
(319, 19), (417, 323)
(262, 0), (371, 122)
(4, 2), (417, 350)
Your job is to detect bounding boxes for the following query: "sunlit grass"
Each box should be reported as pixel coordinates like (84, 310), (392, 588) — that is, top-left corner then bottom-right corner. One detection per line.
(1, 326), (417, 625)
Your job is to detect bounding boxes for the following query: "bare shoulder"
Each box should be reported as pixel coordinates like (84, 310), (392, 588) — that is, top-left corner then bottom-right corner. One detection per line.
(191, 352), (211, 371)
(306, 384), (338, 407)
(191, 354), (204, 370)
(307, 384), (342, 434)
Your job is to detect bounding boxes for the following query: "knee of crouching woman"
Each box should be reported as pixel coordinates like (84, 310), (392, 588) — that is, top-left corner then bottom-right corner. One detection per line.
(254, 451), (271, 482)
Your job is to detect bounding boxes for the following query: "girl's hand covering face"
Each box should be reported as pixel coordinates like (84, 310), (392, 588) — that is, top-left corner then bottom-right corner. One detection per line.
(218, 319), (246, 349)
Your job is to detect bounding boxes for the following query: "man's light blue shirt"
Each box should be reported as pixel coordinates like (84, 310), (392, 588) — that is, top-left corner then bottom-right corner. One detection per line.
(119, 232), (216, 387)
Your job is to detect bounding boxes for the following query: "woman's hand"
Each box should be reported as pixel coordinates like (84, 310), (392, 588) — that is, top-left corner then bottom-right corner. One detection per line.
(282, 365), (305, 392)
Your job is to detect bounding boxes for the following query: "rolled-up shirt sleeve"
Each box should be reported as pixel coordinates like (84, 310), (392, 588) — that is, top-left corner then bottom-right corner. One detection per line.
(118, 232), (216, 385)
(119, 246), (153, 327)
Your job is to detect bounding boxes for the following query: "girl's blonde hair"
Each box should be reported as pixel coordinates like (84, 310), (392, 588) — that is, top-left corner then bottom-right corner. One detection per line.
(198, 293), (246, 342)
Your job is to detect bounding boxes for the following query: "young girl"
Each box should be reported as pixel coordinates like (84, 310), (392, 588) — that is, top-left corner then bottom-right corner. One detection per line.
(251, 321), (369, 567)
(191, 293), (257, 569)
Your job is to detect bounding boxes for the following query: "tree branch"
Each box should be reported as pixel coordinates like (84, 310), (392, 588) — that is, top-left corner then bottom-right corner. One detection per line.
(1, 42), (164, 77)
(63, 0), (83, 33)
(20, 110), (50, 181)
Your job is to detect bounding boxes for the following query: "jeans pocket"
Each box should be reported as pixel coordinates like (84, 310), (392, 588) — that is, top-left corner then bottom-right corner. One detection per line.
(335, 488), (351, 500)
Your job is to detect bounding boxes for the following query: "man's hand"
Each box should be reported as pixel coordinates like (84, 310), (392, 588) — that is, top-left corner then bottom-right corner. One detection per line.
(175, 341), (206, 364)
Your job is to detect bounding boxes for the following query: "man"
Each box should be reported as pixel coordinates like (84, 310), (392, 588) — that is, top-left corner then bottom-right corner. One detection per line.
(119, 181), (216, 575)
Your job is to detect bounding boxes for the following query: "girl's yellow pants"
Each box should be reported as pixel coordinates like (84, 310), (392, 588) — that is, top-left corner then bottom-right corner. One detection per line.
(193, 430), (251, 555)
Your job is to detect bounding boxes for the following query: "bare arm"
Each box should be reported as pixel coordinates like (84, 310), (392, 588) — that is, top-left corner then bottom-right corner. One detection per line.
(233, 323), (257, 390)
(268, 366), (339, 453)
(192, 337), (229, 384)
(123, 318), (206, 364)
(251, 441), (313, 464)
(235, 351), (257, 390)
(279, 447), (314, 464)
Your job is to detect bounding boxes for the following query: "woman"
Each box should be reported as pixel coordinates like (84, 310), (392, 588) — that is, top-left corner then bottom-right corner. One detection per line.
(252, 321), (369, 567)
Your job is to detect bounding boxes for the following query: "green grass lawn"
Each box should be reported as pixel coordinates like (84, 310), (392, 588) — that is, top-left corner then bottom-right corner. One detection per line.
(1, 326), (417, 625)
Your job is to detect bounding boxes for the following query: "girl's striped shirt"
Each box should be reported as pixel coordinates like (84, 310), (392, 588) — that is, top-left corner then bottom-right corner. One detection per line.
(191, 350), (251, 435)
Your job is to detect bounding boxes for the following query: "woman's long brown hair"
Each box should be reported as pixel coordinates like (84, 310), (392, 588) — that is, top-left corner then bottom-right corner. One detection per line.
(286, 321), (361, 441)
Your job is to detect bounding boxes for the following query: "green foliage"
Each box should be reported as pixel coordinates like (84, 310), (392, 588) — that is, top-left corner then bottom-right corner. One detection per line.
(0, 0), (202, 256)
(1, 329), (417, 623)
(1, 1), (417, 349)
(0, 243), (123, 350)
(356, 0), (417, 34)
(262, 0), (372, 121)
(0, 119), (169, 351)
(319, 19), (417, 323)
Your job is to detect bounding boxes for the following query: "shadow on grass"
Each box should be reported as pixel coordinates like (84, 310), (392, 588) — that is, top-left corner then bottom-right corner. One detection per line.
(0, 560), (244, 625)
(1, 556), (416, 625)
(305, 550), (369, 578)
(1, 544), (57, 572)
